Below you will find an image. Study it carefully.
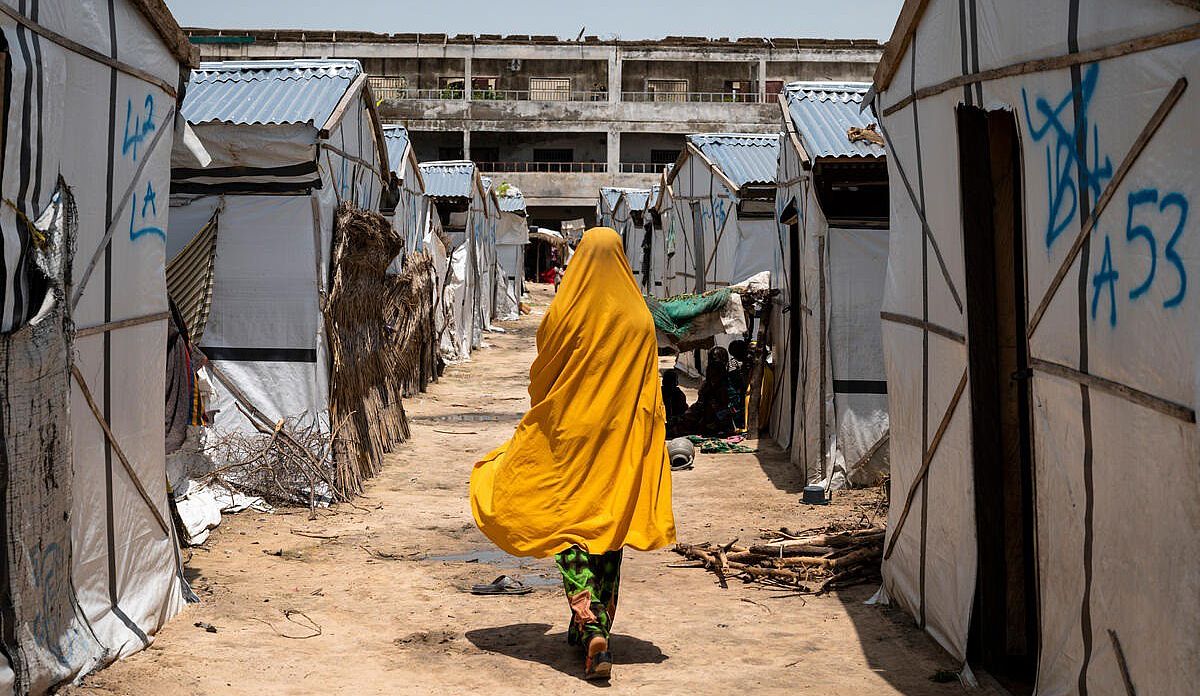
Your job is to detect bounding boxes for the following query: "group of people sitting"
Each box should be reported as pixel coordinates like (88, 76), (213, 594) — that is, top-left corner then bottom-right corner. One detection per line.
(661, 339), (751, 438)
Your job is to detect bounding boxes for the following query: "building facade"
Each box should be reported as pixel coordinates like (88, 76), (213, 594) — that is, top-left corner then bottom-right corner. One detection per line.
(187, 29), (882, 226)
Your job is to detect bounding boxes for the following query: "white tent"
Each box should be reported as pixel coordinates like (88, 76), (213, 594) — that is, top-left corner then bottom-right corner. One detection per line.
(597, 186), (624, 228)
(872, 1), (1198, 692)
(771, 82), (891, 488)
(610, 187), (654, 291)
(168, 59), (389, 444)
(662, 134), (783, 297)
(661, 134), (782, 374)
(494, 185), (528, 321)
(0, 1), (195, 692)
(382, 124), (450, 366)
(382, 125), (438, 260)
(420, 161), (499, 361)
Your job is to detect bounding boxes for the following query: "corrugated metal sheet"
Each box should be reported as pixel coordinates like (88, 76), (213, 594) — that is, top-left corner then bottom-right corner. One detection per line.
(497, 188), (526, 213)
(621, 188), (653, 212)
(419, 161), (476, 199)
(382, 125), (411, 176)
(784, 81), (885, 159)
(599, 187), (624, 212)
(688, 134), (780, 188)
(182, 59), (361, 126)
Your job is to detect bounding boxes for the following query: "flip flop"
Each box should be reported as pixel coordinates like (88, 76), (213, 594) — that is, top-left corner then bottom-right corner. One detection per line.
(470, 574), (533, 596)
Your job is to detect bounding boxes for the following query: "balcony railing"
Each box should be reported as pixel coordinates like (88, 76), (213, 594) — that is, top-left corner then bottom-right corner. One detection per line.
(369, 77), (764, 104)
(476, 161), (608, 173)
(620, 91), (763, 103)
(369, 79), (608, 102)
(618, 162), (670, 174)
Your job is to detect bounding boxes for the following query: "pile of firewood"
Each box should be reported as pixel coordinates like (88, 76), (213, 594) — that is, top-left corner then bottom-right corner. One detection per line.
(673, 524), (885, 594)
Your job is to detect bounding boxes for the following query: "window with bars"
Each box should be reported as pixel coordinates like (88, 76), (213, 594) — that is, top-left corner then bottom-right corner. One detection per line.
(529, 77), (571, 101)
(646, 79), (687, 102)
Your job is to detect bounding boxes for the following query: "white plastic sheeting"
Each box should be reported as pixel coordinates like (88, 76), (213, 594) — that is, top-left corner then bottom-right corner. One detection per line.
(874, 1), (1199, 692)
(0, 2), (193, 691)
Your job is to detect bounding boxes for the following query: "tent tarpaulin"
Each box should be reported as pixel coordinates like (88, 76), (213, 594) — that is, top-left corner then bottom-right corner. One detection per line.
(0, 1), (195, 691)
(872, 1), (1199, 692)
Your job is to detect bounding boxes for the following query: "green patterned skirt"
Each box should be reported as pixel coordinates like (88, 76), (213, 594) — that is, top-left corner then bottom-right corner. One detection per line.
(554, 546), (623, 647)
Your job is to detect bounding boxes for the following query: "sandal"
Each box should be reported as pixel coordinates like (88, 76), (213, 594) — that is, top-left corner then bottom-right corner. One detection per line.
(585, 650), (613, 681)
(469, 574), (533, 596)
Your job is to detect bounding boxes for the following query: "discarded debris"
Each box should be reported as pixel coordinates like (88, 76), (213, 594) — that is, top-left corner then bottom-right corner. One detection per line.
(250, 610), (323, 640)
(194, 621), (218, 633)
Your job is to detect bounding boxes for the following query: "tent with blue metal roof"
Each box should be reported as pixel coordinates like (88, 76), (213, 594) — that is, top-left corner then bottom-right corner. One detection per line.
(167, 58), (390, 500)
(493, 184), (528, 321)
(612, 188), (656, 291)
(659, 134), (781, 377)
(663, 134), (782, 303)
(770, 80), (891, 493)
(419, 160), (499, 360)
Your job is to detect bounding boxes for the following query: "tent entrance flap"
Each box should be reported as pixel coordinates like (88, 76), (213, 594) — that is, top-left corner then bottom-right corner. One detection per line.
(957, 105), (1038, 691)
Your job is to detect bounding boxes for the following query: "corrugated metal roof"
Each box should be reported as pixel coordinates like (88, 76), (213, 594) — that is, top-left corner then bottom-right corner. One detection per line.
(182, 59), (361, 126)
(688, 134), (780, 187)
(382, 125), (411, 176)
(784, 81), (885, 159)
(599, 187), (624, 212)
(497, 187), (527, 213)
(419, 161), (477, 199)
(621, 188), (653, 212)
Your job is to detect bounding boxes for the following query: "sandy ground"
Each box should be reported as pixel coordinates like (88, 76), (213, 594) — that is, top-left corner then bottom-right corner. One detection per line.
(66, 284), (1005, 695)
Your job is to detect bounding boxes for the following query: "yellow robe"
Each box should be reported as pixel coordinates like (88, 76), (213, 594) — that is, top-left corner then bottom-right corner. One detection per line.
(470, 227), (676, 558)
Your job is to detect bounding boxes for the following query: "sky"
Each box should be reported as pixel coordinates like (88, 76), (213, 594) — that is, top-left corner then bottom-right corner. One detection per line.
(164, 0), (905, 41)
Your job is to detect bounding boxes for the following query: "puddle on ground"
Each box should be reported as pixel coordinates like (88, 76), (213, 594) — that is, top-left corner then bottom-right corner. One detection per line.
(426, 549), (561, 588)
(410, 412), (521, 423)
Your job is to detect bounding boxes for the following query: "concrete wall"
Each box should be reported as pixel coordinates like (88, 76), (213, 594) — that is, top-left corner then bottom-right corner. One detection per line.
(497, 171), (659, 207)
(621, 60), (759, 93)
(620, 133), (686, 164)
(471, 131), (607, 163)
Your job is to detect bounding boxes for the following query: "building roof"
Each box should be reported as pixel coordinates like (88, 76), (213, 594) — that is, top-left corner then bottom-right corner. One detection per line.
(382, 125), (411, 176)
(688, 134), (780, 188)
(185, 28), (883, 51)
(182, 59), (362, 126)
(497, 187), (527, 214)
(783, 82), (885, 160)
(419, 161), (477, 199)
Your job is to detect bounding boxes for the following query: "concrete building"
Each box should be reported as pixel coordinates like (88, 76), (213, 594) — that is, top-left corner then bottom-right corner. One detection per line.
(186, 29), (882, 226)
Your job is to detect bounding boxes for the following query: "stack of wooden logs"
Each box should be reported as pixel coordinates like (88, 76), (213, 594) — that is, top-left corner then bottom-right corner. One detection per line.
(673, 525), (885, 594)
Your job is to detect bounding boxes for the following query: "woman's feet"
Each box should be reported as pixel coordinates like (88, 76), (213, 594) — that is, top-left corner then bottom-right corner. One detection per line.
(584, 636), (613, 681)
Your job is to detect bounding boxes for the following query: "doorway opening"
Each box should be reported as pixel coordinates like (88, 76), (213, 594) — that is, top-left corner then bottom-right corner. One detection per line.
(956, 105), (1039, 693)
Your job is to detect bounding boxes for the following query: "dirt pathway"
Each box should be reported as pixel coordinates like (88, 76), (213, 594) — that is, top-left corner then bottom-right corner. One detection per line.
(68, 284), (1002, 695)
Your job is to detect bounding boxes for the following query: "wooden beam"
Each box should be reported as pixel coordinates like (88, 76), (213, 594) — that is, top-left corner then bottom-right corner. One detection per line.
(75, 311), (170, 339)
(320, 73), (369, 139)
(882, 24), (1199, 116)
(872, 0), (931, 93)
(1031, 358), (1195, 424)
(1026, 78), (1187, 337)
(129, 0), (197, 67)
(884, 367), (969, 560)
(881, 311), (965, 344)
(71, 365), (171, 537)
(777, 91), (812, 169)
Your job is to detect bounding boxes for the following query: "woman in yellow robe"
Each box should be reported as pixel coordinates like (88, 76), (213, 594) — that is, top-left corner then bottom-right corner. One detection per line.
(470, 227), (675, 680)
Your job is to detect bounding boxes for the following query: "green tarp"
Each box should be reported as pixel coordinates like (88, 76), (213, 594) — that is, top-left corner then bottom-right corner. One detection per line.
(645, 289), (732, 339)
